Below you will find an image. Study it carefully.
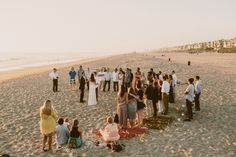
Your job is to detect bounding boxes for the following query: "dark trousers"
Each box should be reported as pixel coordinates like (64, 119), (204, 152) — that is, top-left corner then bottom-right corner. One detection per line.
(96, 88), (98, 101)
(53, 79), (58, 92)
(103, 80), (111, 91)
(186, 99), (193, 119)
(80, 88), (84, 102)
(113, 82), (118, 92)
(195, 93), (201, 110)
(152, 100), (158, 116)
(162, 93), (169, 115)
(124, 82), (131, 92)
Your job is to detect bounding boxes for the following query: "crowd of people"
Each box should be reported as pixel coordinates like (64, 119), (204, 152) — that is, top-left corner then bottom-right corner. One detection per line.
(44, 65), (203, 152)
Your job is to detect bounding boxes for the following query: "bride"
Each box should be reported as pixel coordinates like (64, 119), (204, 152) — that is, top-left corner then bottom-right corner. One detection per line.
(88, 73), (98, 106)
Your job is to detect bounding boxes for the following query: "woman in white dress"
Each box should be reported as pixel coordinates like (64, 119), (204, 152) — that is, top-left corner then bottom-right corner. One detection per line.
(88, 73), (98, 106)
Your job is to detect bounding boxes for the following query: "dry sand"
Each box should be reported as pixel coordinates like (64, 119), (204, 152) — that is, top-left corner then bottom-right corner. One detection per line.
(0, 52), (236, 157)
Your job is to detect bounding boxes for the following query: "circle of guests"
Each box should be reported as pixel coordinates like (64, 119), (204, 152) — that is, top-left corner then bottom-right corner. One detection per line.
(41, 66), (203, 152)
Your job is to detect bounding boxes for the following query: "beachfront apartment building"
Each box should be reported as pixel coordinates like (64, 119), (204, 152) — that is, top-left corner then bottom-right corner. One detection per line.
(164, 37), (236, 52)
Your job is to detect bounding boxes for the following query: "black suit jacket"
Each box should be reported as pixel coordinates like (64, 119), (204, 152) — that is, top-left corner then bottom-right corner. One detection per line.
(79, 76), (86, 90)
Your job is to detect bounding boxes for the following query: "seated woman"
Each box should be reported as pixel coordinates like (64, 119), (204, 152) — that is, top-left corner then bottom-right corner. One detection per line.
(68, 119), (83, 148)
(100, 117), (120, 142)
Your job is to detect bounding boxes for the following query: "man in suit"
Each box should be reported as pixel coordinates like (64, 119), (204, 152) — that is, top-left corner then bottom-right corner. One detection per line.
(79, 74), (86, 103)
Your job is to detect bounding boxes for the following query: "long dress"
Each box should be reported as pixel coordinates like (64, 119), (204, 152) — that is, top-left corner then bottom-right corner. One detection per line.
(88, 82), (98, 106)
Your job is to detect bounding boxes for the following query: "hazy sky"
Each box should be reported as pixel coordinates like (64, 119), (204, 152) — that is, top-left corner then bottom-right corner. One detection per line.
(0, 0), (236, 54)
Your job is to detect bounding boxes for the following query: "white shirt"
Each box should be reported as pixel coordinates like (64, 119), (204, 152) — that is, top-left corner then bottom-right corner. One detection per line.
(172, 74), (177, 86)
(159, 74), (163, 81)
(185, 84), (195, 102)
(195, 80), (202, 94)
(56, 125), (69, 145)
(161, 81), (170, 94)
(49, 71), (59, 79)
(112, 71), (119, 82)
(105, 72), (112, 81)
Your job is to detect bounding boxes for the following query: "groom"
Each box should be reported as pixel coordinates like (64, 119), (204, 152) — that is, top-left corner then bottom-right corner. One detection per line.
(79, 74), (86, 103)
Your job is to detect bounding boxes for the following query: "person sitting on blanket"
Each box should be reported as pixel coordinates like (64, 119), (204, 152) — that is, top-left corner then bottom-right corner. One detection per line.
(68, 119), (83, 148)
(100, 116), (120, 142)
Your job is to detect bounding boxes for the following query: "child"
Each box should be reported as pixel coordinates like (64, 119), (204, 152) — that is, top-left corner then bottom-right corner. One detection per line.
(64, 118), (70, 130)
(56, 118), (70, 148)
(100, 117), (120, 142)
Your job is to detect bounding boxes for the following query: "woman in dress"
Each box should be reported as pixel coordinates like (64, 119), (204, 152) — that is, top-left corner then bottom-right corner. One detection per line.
(127, 88), (138, 128)
(68, 119), (83, 148)
(39, 100), (57, 151)
(88, 73), (99, 106)
(169, 74), (175, 103)
(116, 85), (128, 129)
(136, 81), (145, 126)
(141, 72), (147, 87)
(100, 116), (120, 142)
(134, 67), (141, 90)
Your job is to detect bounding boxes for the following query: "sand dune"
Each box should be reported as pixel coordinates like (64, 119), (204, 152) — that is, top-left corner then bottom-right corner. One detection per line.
(0, 53), (236, 157)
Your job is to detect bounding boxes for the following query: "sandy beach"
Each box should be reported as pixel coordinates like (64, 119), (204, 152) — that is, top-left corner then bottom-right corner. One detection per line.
(0, 52), (236, 157)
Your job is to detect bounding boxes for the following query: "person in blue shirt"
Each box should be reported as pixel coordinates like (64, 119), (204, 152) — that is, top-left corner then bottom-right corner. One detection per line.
(69, 67), (77, 90)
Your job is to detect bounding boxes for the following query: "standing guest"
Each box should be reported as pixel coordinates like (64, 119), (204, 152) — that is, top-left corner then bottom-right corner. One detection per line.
(118, 68), (125, 87)
(144, 80), (154, 117)
(85, 67), (91, 90)
(112, 68), (119, 92)
(136, 81), (145, 126)
(195, 76), (203, 111)
(98, 68), (105, 91)
(149, 68), (156, 77)
(161, 76), (170, 115)
(116, 85), (128, 129)
(99, 117), (120, 142)
(130, 69), (134, 87)
(147, 70), (154, 83)
(127, 88), (138, 128)
(39, 100), (57, 151)
(172, 70), (177, 102)
(124, 68), (132, 90)
(156, 73), (160, 81)
(169, 75), (175, 103)
(69, 67), (77, 90)
(172, 70), (177, 87)
(88, 73), (98, 106)
(94, 72), (99, 101)
(159, 71), (163, 81)
(49, 68), (59, 92)
(141, 72), (146, 87)
(152, 81), (161, 116)
(135, 67), (141, 78)
(78, 65), (85, 83)
(103, 68), (112, 92)
(184, 78), (195, 121)
(56, 118), (69, 148)
(158, 80), (164, 114)
(68, 119), (83, 148)
(79, 74), (86, 103)
(135, 67), (142, 81)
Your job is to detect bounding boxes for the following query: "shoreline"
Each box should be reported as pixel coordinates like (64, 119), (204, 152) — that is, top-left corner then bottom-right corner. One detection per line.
(1, 51), (236, 84)
(0, 55), (106, 84)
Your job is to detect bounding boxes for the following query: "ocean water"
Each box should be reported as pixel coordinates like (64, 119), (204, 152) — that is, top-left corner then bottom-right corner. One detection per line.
(0, 52), (103, 72)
